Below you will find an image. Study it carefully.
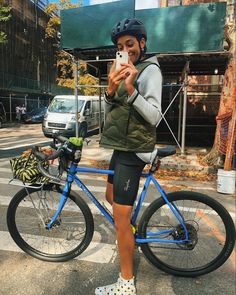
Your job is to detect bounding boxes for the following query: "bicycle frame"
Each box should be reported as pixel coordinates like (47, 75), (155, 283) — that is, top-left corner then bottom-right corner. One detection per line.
(46, 162), (190, 244)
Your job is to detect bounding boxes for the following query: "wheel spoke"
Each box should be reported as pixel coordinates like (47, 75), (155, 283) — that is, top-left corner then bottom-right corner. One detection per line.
(139, 192), (235, 276)
(7, 185), (94, 261)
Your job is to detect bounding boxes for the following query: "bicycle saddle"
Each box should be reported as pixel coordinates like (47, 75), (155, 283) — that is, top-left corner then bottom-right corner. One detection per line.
(156, 146), (176, 158)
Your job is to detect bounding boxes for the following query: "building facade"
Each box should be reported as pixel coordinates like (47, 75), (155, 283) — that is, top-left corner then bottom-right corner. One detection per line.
(0, 0), (71, 119)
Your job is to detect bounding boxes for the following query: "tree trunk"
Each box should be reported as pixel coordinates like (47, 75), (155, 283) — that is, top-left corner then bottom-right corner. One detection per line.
(224, 104), (236, 170)
(202, 22), (236, 168)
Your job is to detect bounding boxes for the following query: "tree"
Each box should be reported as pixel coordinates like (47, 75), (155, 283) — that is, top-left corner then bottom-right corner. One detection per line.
(0, 0), (11, 43)
(45, 0), (99, 95)
(202, 19), (236, 169)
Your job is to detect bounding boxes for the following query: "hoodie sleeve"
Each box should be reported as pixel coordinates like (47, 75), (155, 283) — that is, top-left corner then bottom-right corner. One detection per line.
(127, 63), (162, 126)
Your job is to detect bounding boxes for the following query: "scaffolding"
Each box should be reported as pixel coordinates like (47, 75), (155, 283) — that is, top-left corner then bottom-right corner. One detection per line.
(56, 1), (229, 152)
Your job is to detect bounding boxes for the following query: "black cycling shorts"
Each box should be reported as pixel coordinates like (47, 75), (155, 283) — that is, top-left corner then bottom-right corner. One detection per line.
(108, 150), (146, 206)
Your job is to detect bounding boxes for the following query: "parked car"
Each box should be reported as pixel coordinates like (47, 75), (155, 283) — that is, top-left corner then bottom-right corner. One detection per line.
(42, 95), (105, 138)
(0, 102), (6, 128)
(23, 106), (47, 124)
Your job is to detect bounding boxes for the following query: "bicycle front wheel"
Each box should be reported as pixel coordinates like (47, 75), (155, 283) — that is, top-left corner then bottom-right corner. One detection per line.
(7, 184), (94, 262)
(138, 191), (235, 277)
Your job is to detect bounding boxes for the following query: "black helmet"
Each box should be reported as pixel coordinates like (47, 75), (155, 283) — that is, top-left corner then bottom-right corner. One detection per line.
(111, 18), (147, 44)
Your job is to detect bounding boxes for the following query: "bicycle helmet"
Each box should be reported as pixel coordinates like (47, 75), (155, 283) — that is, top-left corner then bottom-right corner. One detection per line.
(111, 18), (147, 44)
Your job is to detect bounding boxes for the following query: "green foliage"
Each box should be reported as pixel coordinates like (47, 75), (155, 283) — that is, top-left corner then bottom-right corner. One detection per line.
(45, 0), (98, 95)
(45, 1), (82, 46)
(0, 31), (6, 43)
(0, 0), (11, 43)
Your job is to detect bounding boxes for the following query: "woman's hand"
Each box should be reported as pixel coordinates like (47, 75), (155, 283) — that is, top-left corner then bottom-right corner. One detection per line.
(106, 61), (125, 97)
(107, 59), (138, 97)
(120, 61), (138, 96)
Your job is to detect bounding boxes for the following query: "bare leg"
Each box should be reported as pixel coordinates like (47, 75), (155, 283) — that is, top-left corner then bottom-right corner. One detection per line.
(113, 202), (134, 280)
(95, 197), (136, 294)
(105, 182), (113, 205)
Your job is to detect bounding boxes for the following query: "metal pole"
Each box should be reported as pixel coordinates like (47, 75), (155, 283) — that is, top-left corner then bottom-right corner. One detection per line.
(178, 87), (183, 142)
(9, 94), (12, 122)
(181, 71), (188, 155)
(103, 87), (106, 125)
(38, 97), (40, 108)
(24, 94), (27, 109)
(37, 58), (40, 89)
(98, 71), (102, 137)
(74, 58), (79, 137)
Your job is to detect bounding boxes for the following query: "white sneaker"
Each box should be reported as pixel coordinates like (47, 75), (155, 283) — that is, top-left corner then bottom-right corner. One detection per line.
(95, 273), (136, 295)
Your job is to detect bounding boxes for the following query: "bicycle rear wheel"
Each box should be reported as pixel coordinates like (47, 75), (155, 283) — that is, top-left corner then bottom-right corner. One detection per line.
(138, 191), (235, 277)
(7, 183), (94, 262)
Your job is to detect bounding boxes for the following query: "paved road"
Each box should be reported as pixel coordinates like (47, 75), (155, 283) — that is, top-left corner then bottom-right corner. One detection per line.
(0, 123), (51, 158)
(0, 124), (235, 295)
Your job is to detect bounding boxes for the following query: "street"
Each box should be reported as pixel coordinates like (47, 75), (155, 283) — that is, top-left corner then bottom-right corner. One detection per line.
(0, 124), (235, 295)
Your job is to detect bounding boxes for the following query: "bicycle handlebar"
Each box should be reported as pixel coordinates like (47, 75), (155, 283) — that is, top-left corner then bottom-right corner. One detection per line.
(38, 161), (61, 183)
(31, 146), (64, 183)
(55, 134), (69, 144)
(32, 134), (84, 183)
(32, 133), (69, 162)
(32, 146), (64, 162)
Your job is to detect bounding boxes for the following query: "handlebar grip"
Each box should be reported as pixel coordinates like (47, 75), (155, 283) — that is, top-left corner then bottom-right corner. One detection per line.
(32, 146), (63, 161)
(54, 134), (69, 143)
(46, 149), (64, 161)
(32, 146), (47, 161)
(38, 162), (61, 183)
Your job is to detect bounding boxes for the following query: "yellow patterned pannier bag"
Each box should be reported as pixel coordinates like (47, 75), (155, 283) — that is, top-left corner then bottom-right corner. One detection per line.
(10, 148), (50, 184)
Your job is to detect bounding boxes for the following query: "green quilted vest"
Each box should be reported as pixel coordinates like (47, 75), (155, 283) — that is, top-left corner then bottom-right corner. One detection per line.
(100, 61), (157, 152)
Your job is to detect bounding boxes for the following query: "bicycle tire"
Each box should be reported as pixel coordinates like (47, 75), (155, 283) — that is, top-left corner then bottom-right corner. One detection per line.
(7, 183), (94, 262)
(138, 191), (235, 277)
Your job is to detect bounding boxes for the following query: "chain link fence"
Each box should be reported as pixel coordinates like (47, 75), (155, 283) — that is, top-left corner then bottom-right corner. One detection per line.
(0, 95), (51, 122)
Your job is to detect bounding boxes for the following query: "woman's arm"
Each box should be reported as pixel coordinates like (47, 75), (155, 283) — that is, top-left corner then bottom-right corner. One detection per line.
(127, 64), (162, 126)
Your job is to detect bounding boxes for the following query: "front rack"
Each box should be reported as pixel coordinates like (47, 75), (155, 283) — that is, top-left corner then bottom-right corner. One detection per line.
(8, 178), (45, 189)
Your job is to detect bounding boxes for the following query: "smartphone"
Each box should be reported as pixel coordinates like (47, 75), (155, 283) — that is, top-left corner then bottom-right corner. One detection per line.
(116, 51), (128, 70)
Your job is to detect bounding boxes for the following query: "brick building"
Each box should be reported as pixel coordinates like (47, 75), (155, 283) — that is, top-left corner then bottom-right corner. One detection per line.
(0, 0), (71, 120)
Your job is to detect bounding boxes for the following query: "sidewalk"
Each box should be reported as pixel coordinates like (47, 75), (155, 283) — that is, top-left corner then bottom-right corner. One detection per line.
(0, 122), (219, 173)
(82, 134), (214, 173)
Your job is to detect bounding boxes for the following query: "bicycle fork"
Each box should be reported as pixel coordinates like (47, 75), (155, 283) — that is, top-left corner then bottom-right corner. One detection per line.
(45, 181), (72, 230)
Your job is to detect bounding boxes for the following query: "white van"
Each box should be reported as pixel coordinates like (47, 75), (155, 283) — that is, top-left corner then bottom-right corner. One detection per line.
(42, 95), (104, 138)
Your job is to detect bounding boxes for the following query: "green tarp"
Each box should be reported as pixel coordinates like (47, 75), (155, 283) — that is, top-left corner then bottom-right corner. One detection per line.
(61, 0), (135, 50)
(61, 1), (226, 54)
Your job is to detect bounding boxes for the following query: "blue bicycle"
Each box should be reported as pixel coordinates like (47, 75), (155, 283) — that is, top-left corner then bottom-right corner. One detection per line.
(7, 135), (235, 277)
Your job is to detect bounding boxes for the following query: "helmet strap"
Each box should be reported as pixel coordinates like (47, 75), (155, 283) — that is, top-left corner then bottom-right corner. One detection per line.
(138, 43), (145, 61)
(134, 39), (146, 65)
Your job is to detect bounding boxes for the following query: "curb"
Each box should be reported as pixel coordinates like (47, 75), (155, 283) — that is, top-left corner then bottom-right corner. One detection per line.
(1, 122), (23, 128)
(160, 161), (216, 173)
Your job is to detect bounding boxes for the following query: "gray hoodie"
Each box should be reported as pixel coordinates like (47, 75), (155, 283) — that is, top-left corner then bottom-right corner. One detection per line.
(104, 55), (162, 163)
(127, 55), (162, 163)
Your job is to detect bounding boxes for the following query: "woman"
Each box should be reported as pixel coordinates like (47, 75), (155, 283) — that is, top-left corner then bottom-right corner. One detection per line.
(96, 18), (162, 295)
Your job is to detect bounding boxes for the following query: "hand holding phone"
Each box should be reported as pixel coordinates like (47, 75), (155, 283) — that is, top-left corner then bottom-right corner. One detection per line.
(115, 51), (128, 71)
